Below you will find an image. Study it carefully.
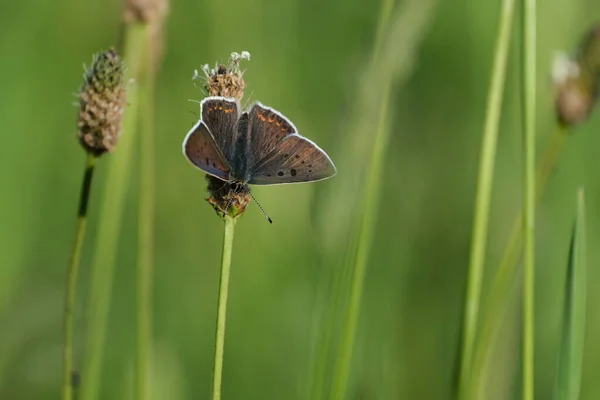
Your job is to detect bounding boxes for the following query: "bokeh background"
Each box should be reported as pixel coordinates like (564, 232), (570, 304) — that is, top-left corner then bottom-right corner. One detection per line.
(1, 0), (600, 399)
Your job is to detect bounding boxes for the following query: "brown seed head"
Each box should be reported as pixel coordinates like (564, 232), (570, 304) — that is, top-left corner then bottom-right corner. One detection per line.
(205, 176), (252, 220)
(196, 51), (250, 102)
(77, 49), (126, 156)
(555, 75), (595, 127)
(194, 52), (253, 220)
(553, 24), (600, 127)
(576, 24), (600, 75)
(123, 0), (170, 70)
(123, 0), (169, 24)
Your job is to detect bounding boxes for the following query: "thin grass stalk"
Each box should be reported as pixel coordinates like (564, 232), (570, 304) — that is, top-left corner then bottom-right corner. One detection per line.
(556, 188), (587, 400)
(136, 40), (156, 400)
(308, 1), (394, 398)
(211, 215), (236, 400)
(468, 126), (566, 397)
(62, 153), (96, 400)
(330, 85), (392, 400)
(81, 23), (148, 400)
(325, 1), (434, 397)
(457, 0), (516, 397)
(521, 0), (536, 397)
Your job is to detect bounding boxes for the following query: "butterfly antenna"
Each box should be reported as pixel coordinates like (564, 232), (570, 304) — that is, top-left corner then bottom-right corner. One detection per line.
(187, 99), (202, 120)
(249, 192), (273, 224)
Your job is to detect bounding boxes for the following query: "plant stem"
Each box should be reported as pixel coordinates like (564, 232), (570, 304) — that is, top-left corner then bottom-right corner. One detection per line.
(212, 215), (236, 400)
(469, 125), (566, 398)
(309, 2), (395, 399)
(330, 83), (392, 400)
(136, 41), (155, 400)
(522, 0), (536, 397)
(556, 188), (587, 400)
(457, 0), (516, 398)
(81, 22), (148, 400)
(62, 153), (96, 400)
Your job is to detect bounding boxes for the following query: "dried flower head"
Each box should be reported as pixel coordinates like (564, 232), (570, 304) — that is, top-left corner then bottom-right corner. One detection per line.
(205, 177), (252, 220)
(123, 0), (169, 24)
(77, 49), (126, 156)
(192, 51), (253, 220)
(553, 24), (600, 127)
(123, 0), (170, 69)
(194, 51), (250, 102)
(576, 24), (600, 75)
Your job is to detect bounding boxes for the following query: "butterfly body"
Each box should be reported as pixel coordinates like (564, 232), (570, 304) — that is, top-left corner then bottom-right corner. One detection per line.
(183, 96), (336, 186)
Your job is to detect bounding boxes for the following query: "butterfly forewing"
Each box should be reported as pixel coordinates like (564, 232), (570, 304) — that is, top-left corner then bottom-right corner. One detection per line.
(248, 135), (337, 185)
(246, 104), (297, 167)
(201, 97), (240, 162)
(182, 121), (230, 181)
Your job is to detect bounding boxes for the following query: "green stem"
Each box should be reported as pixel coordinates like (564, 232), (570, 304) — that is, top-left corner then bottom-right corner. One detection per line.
(62, 153), (96, 400)
(136, 42), (156, 400)
(522, 0), (536, 397)
(330, 83), (392, 400)
(212, 216), (237, 400)
(457, 0), (516, 397)
(81, 23), (148, 400)
(469, 126), (566, 398)
(309, 4), (395, 399)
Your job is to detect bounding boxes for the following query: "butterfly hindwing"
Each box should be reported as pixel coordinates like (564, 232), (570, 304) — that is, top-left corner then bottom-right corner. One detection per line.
(246, 103), (297, 168)
(201, 96), (240, 162)
(182, 120), (230, 181)
(248, 135), (337, 185)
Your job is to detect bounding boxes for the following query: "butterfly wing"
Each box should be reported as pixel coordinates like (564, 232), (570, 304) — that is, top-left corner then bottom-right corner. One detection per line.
(248, 135), (337, 185)
(182, 120), (231, 181)
(246, 103), (297, 167)
(201, 96), (240, 162)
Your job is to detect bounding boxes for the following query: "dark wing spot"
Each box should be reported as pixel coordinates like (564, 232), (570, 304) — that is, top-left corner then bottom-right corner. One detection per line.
(205, 158), (209, 165)
(266, 174), (272, 177)
(212, 162), (216, 168)
(308, 164), (312, 168)
(290, 169), (297, 177)
(283, 154), (289, 158)
(295, 154), (300, 159)
(308, 169), (312, 173)
(277, 171), (284, 176)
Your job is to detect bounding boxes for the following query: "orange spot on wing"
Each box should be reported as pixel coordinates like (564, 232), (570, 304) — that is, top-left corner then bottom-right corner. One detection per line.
(224, 108), (233, 113)
(276, 122), (281, 126)
(218, 106), (223, 110)
(268, 117), (274, 122)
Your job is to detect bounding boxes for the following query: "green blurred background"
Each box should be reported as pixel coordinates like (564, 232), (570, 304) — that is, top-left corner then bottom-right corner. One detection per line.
(1, 0), (600, 398)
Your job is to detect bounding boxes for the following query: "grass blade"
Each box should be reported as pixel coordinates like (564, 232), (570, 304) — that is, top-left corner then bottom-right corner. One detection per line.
(556, 188), (587, 400)
(522, 0), (537, 397)
(457, 0), (516, 397)
(81, 23), (149, 400)
(325, 1), (435, 398)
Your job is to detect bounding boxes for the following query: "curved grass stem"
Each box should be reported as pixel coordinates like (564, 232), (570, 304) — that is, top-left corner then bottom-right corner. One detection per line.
(211, 215), (237, 400)
(62, 153), (96, 400)
(469, 125), (567, 398)
(81, 22), (149, 400)
(136, 44), (156, 400)
(456, 0), (516, 397)
(330, 83), (392, 400)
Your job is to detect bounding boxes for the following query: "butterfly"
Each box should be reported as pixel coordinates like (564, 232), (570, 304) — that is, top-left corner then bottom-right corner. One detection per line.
(182, 96), (337, 186)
